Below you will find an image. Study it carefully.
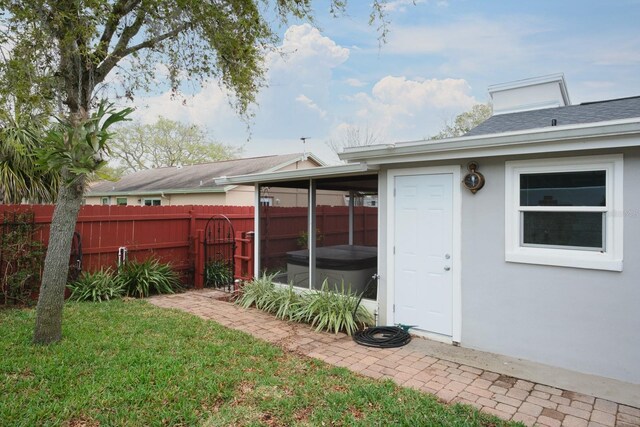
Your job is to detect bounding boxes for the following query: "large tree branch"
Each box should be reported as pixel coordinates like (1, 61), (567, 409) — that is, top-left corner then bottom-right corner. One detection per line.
(94, 0), (142, 64)
(95, 21), (190, 84)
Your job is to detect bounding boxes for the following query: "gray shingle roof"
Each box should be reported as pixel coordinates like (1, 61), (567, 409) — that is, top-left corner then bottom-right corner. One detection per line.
(465, 96), (640, 137)
(88, 153), (313, 194)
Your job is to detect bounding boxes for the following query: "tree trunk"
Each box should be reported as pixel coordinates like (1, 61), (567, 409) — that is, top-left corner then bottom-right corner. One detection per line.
(33, 171), (85, 344)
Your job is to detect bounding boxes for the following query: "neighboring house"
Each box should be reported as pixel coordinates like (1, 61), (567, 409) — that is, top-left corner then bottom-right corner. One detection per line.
(86, 153), (344, 207)
(216, 74), (640, 386)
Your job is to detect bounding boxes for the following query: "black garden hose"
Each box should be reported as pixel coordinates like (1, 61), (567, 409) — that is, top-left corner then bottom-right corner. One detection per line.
(353, 326), (412, 348)
(352, 275), (412, 348)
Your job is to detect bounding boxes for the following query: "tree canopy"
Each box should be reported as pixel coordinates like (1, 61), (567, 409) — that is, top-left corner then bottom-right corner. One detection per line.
(0, 112), (59, 203)
(430, 103), (492, 140)
(109, 117), (237, 176)
(0, 0), (391, 344)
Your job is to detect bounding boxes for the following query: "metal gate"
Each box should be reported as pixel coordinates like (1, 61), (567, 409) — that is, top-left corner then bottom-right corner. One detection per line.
(204, 215), (236, 291)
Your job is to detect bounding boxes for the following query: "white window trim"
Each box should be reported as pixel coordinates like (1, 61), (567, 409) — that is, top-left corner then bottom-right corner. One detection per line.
(505, 154), (623, 271)
(142, 198), (162, 206)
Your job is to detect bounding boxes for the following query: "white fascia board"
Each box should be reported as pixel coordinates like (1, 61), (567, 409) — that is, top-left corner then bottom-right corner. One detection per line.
(214, 162), (378, 186)
(339, 119), (640, 165)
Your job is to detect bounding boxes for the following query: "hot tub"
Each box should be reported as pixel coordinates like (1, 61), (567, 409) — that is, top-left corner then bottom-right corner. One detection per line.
(286, 245), (377, 294)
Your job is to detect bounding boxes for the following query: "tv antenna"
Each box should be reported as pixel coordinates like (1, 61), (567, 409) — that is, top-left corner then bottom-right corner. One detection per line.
(300, 137), (311, 157)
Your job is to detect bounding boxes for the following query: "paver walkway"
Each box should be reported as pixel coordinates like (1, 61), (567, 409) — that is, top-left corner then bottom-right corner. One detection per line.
(150, 290), (640, 427)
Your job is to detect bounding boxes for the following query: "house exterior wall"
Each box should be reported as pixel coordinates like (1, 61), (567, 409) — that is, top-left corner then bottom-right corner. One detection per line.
(378, 148), (640, 384)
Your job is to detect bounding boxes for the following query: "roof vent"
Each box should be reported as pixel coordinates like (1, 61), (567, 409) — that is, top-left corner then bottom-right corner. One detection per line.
(488, 73), (571, 116)
(176, 164), (183, 169)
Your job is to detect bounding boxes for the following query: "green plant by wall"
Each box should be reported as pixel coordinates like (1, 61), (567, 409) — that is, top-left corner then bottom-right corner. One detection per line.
(1, 212), (44, 305)
(236, 276), (374, 335)
(67, 268), (124, 302)
(299, 281), (374, 335)
(236, 272), (278, 311)
(205, 259), (233, 288)
(296, 228), (324, 249)
(117, 258), (181, 298)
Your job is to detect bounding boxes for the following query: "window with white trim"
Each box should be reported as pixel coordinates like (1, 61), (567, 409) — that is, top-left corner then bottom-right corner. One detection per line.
(505, 155), (623, 271)
(142, 198), (161, 206)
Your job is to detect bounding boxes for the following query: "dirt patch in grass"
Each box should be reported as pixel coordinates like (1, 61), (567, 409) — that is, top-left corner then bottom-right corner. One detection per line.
(65, 417), (100, 427)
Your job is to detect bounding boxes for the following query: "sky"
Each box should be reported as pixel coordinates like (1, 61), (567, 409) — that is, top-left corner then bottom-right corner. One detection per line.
(128, 0), (640, 165)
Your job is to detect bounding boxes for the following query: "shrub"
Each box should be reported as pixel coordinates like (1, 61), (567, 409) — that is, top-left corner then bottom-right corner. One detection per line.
(67, 269), (124, 302)
(205, 259), (233, 287)
(298, 281), (374, 336)
(236, 272), (278, 311)
(118, 258), (181, 298)
(236, 275), (374, 336)
(0, 212), (44, 305)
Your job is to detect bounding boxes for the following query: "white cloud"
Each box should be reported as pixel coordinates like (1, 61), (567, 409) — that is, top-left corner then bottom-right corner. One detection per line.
(295, 94), (327, 118)
(345, 78), (367, 87)
(349, 76), (477, 139)
(384, 16), (548, 74)
(382, 0), (426, 12)
(267, 24), (349, 74)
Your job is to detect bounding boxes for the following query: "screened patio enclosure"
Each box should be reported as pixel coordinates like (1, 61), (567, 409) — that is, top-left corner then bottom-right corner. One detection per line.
(258, 173), (379, 299)
(215, 162), (379, 300)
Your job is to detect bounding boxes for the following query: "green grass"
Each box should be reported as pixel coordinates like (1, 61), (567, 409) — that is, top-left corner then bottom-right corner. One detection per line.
(0, 301), (520, 427)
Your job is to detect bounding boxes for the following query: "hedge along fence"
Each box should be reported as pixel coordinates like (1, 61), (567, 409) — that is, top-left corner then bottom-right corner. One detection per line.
(0, 204), (378, 300)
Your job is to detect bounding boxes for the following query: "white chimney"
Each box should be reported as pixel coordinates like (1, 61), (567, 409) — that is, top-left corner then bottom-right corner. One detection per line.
(489, 73), (571, 115)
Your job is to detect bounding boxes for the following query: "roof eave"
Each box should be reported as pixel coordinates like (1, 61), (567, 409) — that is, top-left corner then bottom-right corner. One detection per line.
(339, 119), (640, 164)
(86, 187), (229, 197)
(214, 163), (379, 186)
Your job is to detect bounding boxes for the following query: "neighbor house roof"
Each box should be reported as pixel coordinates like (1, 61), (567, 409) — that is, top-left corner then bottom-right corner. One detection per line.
(466, 96), (640, 136)
(88, 153), (324, 196)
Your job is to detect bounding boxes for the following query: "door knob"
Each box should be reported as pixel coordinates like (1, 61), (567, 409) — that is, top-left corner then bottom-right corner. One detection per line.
(444, 266), (451, 271)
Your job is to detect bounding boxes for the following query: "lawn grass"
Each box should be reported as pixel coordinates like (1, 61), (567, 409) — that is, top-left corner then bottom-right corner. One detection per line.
(0, 300), (521, 426)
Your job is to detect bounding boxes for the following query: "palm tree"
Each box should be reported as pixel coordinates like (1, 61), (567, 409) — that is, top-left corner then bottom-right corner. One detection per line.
(0, 112), (59, 204)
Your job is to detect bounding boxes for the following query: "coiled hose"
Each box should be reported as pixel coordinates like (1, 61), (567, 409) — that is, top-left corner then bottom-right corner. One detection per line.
(353, 326), (412, 348)
(352, 275), (412, 348)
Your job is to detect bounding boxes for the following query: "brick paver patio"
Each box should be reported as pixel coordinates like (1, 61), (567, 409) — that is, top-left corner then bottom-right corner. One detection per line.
(149, 290), (639, 427)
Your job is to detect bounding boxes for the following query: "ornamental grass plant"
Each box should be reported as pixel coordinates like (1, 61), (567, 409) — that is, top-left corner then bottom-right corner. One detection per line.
(236, 276), (374, 335)
(67, 268), (124, 302)
(117, 258), (181, 298)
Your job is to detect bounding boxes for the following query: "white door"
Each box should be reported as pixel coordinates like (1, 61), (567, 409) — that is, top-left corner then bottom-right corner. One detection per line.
(394, 173), (453, 337)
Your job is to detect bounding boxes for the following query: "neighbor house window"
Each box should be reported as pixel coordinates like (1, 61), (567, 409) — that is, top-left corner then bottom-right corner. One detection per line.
(142, 198), (161, 206)
(101, 197), (110, 205)
(505, 155), (623, 271)
(116, 197), (127, 206)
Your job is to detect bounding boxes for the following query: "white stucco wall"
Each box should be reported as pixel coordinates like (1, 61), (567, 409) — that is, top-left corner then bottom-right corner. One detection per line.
(377, 148), (640, 384)
(458, 148), (640, 384)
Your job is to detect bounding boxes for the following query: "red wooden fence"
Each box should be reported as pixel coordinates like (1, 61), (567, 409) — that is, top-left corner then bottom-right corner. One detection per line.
(0, 204), (378, 291)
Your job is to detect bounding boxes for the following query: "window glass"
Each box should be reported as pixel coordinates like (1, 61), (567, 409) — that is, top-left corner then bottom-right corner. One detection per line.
(116, 197), (127, 206)
(522, 212), (603, 249)
(520, 171), (606, 207)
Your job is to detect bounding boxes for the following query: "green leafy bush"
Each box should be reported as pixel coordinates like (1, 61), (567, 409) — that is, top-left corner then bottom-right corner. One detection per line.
(205, 260), (233, 287)
(118, 258), (181, 298)
(0, 212), (44, 305)
(299, 281), (374, 335)
(67, 269), (124, 302)
(236, 272), (278, 311)
(236, 275), (373, 336)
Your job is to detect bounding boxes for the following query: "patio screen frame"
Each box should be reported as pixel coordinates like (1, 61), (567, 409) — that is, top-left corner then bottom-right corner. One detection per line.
(253, 172), (379, 301)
